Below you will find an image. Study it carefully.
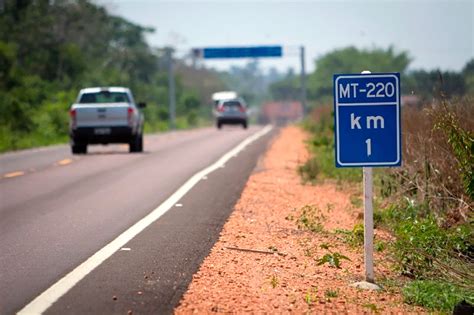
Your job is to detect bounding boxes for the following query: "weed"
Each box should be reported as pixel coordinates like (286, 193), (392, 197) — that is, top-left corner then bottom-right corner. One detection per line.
(374, 241), (386, 252)
(304, 248), (314, 257)
(270, 275), (279, 288)
(326, 203), (334, 212)
(317, 252), (351, 269)
(324, 288), (339, 298)
(402, 280), (474, 312)
(304, 287), (318, 306)
(433, 101), (474, 199)
(319, 243), (331, 250)
(334, 224), (364, 247)
(362, 303), (379, 313)
(297, 205), (325, 233)
(350, 194), (363, 208)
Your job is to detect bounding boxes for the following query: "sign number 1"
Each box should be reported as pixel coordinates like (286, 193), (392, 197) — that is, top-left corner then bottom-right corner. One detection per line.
(365, 138), (372, 156)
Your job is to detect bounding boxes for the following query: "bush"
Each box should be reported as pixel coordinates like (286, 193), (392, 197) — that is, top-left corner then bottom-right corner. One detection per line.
(299, 105), (361, 183)
(403, 280), (473, 312)
(380, 100), (473, 225)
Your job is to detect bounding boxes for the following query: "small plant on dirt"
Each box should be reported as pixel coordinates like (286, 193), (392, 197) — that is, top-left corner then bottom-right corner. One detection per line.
(374, 240), (386, 252)
(270, 274), (279, 288)
(363, 303), (379, 313)
(317, 252), (351, 269)
(334, 224), (364, 247)
(304, 287), (318, 306)
(326, 203), (334, 212)
(297, 205), (326, 233)
(350, 194), (363, 208)
(319, 242), (331, 250)
(303, 248), (314, 257)
(324, 288), (339, 299)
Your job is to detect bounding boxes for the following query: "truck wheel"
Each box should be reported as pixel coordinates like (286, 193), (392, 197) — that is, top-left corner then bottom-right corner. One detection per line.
(72, 143), (87, 154)
(217, 122), (222, 129)
(129, 134), (142, 153)
(242, 121), (248, 129)
(137, 134), (143, 152)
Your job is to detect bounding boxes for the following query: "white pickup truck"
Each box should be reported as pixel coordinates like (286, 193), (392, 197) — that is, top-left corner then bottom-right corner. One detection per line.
(69, 87), (146, 154)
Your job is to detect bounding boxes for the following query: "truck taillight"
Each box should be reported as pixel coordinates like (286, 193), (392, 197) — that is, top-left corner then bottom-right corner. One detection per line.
(127, 107), (135, 126)
(70, 108), (76, 128)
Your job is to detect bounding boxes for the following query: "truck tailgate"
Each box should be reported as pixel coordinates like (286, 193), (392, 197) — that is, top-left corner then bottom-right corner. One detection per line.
(73, 103), (129, 127)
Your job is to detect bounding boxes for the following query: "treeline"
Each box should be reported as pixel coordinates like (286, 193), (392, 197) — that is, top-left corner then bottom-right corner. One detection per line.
(0, 0), (225, 152)
(270, 46), (474, 103)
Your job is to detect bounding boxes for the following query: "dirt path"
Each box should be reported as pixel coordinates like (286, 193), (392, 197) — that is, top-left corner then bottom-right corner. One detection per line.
(175, 126), (424, 314)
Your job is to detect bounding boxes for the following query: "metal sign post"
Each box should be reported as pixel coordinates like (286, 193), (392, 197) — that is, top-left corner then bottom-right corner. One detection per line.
(333, 71), (401, 289)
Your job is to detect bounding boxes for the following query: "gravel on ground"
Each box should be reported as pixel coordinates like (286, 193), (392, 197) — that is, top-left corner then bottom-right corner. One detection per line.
(175, 126), (424, 314)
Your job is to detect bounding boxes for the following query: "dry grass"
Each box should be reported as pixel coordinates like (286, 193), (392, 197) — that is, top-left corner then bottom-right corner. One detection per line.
(382, 98), (473, 226)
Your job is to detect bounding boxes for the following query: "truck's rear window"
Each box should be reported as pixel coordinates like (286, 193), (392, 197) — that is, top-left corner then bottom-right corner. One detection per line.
(79, 92), (130, 103)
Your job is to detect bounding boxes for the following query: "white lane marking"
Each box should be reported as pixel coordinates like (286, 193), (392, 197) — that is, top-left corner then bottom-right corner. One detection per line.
(202, 176), (208, 180)
(175, 203), (183, 207)
(3, 171), (25, 178)
(18, 125), (273, 315)
(120, 248), (131, 251)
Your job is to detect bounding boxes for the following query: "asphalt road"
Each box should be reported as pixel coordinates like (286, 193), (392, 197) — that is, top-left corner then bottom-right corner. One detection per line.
(0, 126), (274, 314)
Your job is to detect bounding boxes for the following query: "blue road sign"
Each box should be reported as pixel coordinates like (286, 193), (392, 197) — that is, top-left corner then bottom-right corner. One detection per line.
(202, 46), (282, 59)
(333, 73), (401, 167)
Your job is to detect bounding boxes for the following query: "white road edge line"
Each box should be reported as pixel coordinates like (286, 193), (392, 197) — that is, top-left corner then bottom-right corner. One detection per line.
(18, 125), (273, 315)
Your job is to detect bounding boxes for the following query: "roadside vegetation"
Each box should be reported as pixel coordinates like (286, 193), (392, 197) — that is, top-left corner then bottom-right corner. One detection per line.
(0, 0), (229, 152)
(299, 99), (473, 312)
(291, 45), (474, 313)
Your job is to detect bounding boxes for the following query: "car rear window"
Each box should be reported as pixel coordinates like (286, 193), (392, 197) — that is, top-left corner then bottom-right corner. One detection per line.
(79, 92), (130, 103)
(222, 101), (243, 108)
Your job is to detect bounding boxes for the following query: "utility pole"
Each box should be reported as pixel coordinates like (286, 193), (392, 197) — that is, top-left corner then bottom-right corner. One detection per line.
(300, 46), (307, 116)
(165, 47), (176, 129)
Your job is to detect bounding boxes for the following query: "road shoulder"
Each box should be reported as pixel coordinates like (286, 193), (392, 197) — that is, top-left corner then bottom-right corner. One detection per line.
(175, 125), (424, 314)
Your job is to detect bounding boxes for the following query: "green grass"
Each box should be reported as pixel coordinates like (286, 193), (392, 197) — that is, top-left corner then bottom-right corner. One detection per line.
(402, 280), (474, 312)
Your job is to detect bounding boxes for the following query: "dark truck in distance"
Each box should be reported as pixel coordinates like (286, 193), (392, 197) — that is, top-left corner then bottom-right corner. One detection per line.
(69, 87), (146, 154)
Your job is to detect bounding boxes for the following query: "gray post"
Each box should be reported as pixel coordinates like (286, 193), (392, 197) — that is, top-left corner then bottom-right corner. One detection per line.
(166, 48), (176, 129)
(349, 70), (381, 291)
(300, 46), (307, 116)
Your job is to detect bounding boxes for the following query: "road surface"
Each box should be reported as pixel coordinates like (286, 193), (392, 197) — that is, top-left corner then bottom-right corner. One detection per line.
(0, 126), (274, 314)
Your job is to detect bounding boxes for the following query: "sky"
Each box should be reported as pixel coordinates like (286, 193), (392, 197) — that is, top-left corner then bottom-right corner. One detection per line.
(99, 0), (473, 74)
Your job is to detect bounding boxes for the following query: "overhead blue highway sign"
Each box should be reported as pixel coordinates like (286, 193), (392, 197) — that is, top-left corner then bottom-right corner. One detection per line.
(333, 73), (401, 167)
(202, 46), (282, 59)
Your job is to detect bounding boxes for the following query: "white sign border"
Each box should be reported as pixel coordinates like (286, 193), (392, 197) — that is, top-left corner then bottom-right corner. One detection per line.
(334, 73), (401, 167)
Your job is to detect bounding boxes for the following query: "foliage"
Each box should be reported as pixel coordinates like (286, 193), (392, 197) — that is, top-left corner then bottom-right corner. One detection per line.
(0, 0), (225, 152)
(270, 274), (279, 288)
(298, 105), (361, 183)
(334, 224), (365, 248)
(308, 46), (411, 102)
(403, 70), (466, 100)
(298, 82), (473, 313)
(380, 100), (473, 224)
(433, 102), (474, 199)
(316, 252), (351, 269)
(402, 280), (474, 312)
(296, 205), (325, 233)
(324, 289), (339, 298)
(269, 68), (300, 101)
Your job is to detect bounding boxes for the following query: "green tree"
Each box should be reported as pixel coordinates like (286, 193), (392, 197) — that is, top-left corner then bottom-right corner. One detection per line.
(308, 46), (411, 101)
